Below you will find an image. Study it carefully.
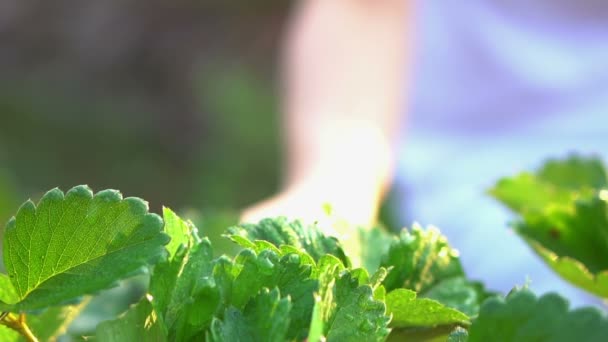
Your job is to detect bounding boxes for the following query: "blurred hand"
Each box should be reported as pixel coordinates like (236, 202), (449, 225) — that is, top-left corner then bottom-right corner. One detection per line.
(240, 189), (329, 225)
(240, 180), (377, 227)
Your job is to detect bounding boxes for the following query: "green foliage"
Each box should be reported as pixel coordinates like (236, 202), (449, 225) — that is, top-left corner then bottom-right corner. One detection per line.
(379, 224), (464, 293)
(491, 155), (608, 297)
(96, 297), (166, 342)
(227, 217), (350, 267)
(367, 225), (493, 317)
(209, 288), (291, 342)
(0, 169), (607, 341)
(466, 288), (608, 342)
(309, 265), (391, 342)
(0, 186), (168, 311)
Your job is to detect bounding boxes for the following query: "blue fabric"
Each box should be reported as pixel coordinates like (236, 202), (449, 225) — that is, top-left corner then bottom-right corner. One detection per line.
(396, 0), (608, 307)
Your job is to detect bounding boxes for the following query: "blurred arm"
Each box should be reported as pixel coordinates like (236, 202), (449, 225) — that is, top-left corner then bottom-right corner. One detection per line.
(243, 0), (413, 225)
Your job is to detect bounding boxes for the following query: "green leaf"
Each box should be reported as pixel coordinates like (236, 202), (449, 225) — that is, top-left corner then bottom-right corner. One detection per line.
(423, 277), (496, 317)
(162, 207), (197, 258)
(1, 186), (169, 311)
(96, 296), (166, 342)
(150, 239), (216, 340)
(387, 326), (463, 342)
(380, 224), (464, 293)
(226, 217), (350, 266)
(490, 155), (607, 213)
(386, 289), (470, 328)
(308, 255), (345, 342)
(490, 173), (574, 213)
(467, 288), (608, 342)
(212, 248), (317, 340)
(509, 194), (608, 297)
(516, 197), (608, 274)
(523, 240), (608, 298)
(491, 156), (608, 298)
(149, 209), (215, 340)
(537, 155), (607, 190)
(359, 226), (393, 274)
(209, 288), (292, 342)
(309, 267), (390, 342)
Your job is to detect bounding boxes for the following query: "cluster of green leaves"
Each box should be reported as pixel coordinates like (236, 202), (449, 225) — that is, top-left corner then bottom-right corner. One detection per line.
(491, 155), (608, 298)
(1, 180), (607, 341)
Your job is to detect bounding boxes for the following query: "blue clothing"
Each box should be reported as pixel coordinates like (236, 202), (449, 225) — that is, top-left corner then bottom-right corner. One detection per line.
(396, 0), (608, 307)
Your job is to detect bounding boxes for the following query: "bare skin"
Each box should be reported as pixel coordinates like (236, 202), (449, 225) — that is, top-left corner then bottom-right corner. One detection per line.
(242, 0), (413, 226)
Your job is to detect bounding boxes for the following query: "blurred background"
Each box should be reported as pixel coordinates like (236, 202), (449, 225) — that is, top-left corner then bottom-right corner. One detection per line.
(0, 1), (292, 223)
(2, 0), (606, 338)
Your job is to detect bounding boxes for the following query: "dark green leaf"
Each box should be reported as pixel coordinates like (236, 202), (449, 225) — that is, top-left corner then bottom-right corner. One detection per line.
(380, 224), (464, 293)
(423, 277), (496, 317)
(491, 156), (608, 298)
(516, 197), (608, 275)
(209, 288), (291, 342)
(359, 226), (393, 274)
(309, 266), (390, 342)
(96, 296), (166, 342)
(149, 209), (215, 341)
(1, 186), (169, 311)
(212, 248), (317, 340)
(467, 288), (608, 342)
(525, 240), (608, 298)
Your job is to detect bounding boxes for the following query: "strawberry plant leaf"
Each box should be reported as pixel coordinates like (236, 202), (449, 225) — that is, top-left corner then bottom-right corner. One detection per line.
(226, 217), (350, 266)
(359, 226), (393, 274)
(96, 296), (166, 342)
(309, 264), (390, 342)
(380, 224), (464, 293)
(522, 239), (608, 298)
(491, 155), (606, 213)
(423, 277), (496, 317)
(491, 156), (608, 297)
(516, 197), (608, 275)
(365, 225), (492, 318)
(162, 207), (195, 258)
(212, 247), (317, 340)
(467, 288), (608, 342)
(209, 288), (291, 342)
(386, 288), (470, 328)
(537, 155), (607, 190)
(151, 239), (215, 340)
(148, 209), (216, 341)
(1, 186), (169, 311)
(490, 173), (574, 212)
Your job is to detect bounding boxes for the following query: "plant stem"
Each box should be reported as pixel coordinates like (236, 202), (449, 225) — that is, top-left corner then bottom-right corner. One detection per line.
(0, 312), (39, 342)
